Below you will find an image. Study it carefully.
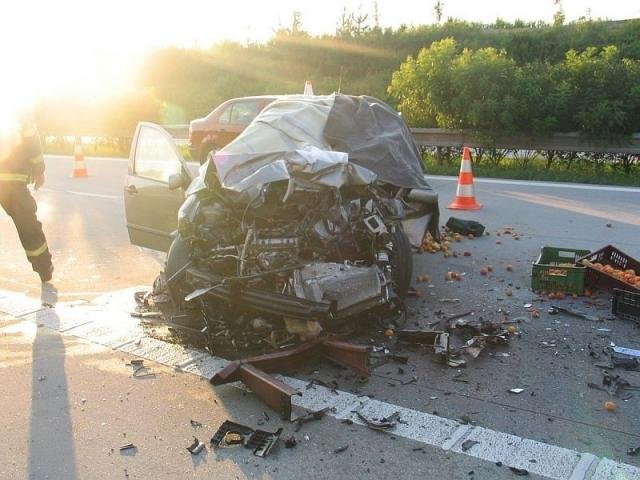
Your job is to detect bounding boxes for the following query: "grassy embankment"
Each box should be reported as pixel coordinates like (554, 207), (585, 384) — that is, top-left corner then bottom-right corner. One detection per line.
(423, 155), (639, 187)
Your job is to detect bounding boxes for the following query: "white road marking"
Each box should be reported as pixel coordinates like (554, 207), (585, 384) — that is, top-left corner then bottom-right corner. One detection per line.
(426, 175), (640, 193)
(65, 190), (119, 200)
(45, 154), (198, 165)
(38, 187), (119, 200)
(1, 287), (639, 480)
(45, 154), (129, 163)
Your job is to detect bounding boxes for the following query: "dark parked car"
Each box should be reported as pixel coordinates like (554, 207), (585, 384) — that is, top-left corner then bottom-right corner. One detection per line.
(188, 96), (279, 163)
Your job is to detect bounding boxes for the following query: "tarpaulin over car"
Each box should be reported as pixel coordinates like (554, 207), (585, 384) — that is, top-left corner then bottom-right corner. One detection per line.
(210, 94), (432, 193)
(323, 94), (429, 190)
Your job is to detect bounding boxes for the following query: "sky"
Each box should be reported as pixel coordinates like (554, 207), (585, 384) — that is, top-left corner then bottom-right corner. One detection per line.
(0, 0), (638, 111)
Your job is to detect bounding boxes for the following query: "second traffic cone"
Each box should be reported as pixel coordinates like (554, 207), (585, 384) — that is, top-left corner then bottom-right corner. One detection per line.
(448, 147), (482, 210)
(71, 136), (88, 178)
(303, 80), (314, 96)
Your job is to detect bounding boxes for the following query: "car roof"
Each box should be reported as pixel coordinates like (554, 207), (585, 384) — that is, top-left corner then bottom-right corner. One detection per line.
(227, 95), (282, 102)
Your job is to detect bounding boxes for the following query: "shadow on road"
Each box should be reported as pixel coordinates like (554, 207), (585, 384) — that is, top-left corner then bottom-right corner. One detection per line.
(28, 284), (77, 479)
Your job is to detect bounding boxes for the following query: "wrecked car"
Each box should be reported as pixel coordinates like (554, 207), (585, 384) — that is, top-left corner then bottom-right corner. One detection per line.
(125, 94), (439, 338)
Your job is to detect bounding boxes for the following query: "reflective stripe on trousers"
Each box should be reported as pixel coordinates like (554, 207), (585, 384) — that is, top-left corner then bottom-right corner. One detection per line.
(0, 173), (29, 182)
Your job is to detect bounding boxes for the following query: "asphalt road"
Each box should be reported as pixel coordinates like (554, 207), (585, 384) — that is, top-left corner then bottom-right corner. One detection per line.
(0, 155), (162, 300)
(1, 155), (640, 479)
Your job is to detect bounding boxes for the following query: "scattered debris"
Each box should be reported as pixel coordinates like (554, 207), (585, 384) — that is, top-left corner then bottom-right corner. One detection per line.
(284, 436), (297, 448)
(589, 371), (640, 399)
(355, 410), (400, 431)
(211, 420), (282, 457)
(130, 311), (163, 319)
(333, 445), (349, 454)
(223, 432), (244, 446)
(548, 305), (600, 322)
(186, 438), (205, 455)
(446, 217), (485, 237)
(190, 420), (203, 428)
(458, 415), (474, 425)
(294, 408), (332, 432)
(397, 330), (449, 356)
(611, 352), (640, 370)
(211, 337), (369, 418)
(132, 365), (156, 379)
(246, 428), (283, 457)
(613, 346), (640, 359)
(461, 440), (479, 452)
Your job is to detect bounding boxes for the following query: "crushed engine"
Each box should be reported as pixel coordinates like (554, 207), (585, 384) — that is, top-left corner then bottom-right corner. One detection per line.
(177, 181), (411, 336)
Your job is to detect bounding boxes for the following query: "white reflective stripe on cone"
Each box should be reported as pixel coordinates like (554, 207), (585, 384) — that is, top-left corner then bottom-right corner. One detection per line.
(456, 184), (475, 197)
(460, 160), (473, 173)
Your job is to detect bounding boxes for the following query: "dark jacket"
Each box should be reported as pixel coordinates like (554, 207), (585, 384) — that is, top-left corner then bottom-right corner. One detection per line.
(0, 123), (45, 182)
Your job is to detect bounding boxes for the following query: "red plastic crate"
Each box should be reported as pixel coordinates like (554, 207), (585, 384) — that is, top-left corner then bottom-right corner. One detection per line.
(578, 245), (640, 294)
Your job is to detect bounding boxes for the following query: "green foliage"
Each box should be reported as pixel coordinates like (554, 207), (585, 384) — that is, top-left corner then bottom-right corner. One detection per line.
(33, 16), (640, 140)
(389, 39), (640, 139)
(562, 46), (640, 136)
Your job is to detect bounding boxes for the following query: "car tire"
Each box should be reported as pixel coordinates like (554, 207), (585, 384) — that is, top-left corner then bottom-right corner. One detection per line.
(390, 226), (413, 299)
(165, 234), (191, 307)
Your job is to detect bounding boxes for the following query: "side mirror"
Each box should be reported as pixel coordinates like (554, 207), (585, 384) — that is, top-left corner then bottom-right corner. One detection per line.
(168, 173), (184, 190)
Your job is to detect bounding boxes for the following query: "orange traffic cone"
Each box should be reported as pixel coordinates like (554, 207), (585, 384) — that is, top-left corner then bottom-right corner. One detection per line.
(448, 147), (482, 210)
(303, 80), (314, 96)
(71, 136), (88, 178)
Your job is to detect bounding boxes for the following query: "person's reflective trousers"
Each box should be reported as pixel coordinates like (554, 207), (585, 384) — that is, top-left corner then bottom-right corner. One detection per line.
(0, 181), (52, 276)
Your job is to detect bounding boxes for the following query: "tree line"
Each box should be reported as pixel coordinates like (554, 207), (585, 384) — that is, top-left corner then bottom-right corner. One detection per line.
(388, 38), (640, 139)
(35, 16), (640, 144)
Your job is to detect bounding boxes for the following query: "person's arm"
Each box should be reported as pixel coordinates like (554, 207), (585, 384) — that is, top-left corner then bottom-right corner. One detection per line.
(23, 124), (45, 189)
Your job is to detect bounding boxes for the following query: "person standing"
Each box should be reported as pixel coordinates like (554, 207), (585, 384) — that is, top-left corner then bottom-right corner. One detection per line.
(0, 116), (53, 283)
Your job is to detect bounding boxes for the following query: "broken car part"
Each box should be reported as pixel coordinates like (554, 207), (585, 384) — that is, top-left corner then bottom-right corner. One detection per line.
(461, 440), (479, 452)
(186, 438), (205, 455)
(445, 217), (485, 237)
(211, 337), (370, 419)
(548, 305), (600, 322)
(613, 346), (640, 359)
(210, 420), (282, 457)
(397, 330), (449, 355)
(355, 410), (401, 431)
(293, 407), (332, 432)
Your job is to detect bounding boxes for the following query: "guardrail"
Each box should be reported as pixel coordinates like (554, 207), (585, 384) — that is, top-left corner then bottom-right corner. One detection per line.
(411, 128), (640, 154)
(43, 126), (640, 155)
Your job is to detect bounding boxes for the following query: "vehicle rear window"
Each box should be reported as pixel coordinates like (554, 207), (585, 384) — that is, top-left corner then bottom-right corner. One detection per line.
(230, 102), (261, 125)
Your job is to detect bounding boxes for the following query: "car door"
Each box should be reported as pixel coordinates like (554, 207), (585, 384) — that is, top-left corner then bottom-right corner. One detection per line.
(124, 123), (191, 252)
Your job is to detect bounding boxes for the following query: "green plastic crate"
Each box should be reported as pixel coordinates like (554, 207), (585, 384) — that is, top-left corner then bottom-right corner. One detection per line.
(531, 246), (590, 295)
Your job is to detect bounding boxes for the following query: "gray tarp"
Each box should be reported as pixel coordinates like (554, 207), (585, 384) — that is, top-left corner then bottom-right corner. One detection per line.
(324, 95), (429, 190)
(210, 93), (432, 193)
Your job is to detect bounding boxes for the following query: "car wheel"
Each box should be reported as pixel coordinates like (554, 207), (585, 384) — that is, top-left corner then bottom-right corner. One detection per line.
(390, 226), (413, 299)
(165, 234), (191, 307)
